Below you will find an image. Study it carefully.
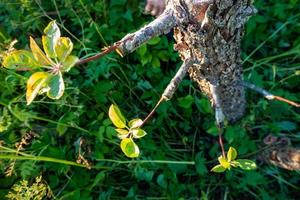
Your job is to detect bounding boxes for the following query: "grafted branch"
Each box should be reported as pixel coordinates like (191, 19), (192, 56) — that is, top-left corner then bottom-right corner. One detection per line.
(76, 9), (176, 66)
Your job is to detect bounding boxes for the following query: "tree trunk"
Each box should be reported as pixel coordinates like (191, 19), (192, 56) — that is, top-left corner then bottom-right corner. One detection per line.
(118, 0), (256, 122)
(170, 0), (256, 122)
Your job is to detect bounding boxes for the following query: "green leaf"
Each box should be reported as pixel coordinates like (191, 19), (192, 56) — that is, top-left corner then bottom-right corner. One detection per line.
(211, 164), (226, 173)
(29, 36), (52, 66)
(55, 37), (73, 62)
(2, 50), (41, 69)
(177, 95), (194, 109)
(195, 153), (208, 175)
(236, 159), (257, 170)
(120, 138), (139, 158)
(147, 37), (160, 45)
(46, 72), (65, 99)
(26, 72), (50, 105)
(230, 161), (239, 168)
(128, 118), (143, 128)
(115, 129), (129, 139)
(218, 156), (231, 169)
(206, 125), (219, 136)
(227, 147), (237, 162)
(132, 128), (147, 139)
(108, 104), (126, 128)
(61, 55), (78, 72)
(42, 21), (61, 58)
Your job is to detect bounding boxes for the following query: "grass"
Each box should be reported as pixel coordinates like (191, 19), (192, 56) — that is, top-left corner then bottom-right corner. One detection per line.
(0, 0), (299, 199)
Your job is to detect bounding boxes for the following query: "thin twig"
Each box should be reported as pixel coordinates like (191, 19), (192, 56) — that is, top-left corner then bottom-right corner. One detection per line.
(75, 45), (119, 65)
(162, 59), (193, 99)
(140, 96), (166, 127)
(273, 96), (300, 107)
(243, 81), (300, 107)
(140, 59), (193, 127)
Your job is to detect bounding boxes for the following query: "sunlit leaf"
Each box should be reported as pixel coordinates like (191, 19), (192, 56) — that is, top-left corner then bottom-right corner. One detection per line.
(61, 55), (78, 72)
(29, 36), (52, 66)
(227, 147), (237, 162)
(132, 128), (147, 139)
(211, 164), (226, 173)
(120, 138), (139, 158)
(117, 134), (128, 139)
(42, 21), (61, 58)
(26, 72), (50, 105)
(115, 129), (129, 135)
(230, 160), (239, 168)
(108, 104), (126, 128)
(55, 37), (73, 62)
(2, 50), (41, 69)
(116, 48), (124, 57)
(218, 156), (231, 169)
(128, 118), (143, 128)
(46, 72), (65, 99)
(236, 159), (257, 170)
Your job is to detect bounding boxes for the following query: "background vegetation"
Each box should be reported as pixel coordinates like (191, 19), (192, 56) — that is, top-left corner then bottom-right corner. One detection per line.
(0, 0), (299, 199)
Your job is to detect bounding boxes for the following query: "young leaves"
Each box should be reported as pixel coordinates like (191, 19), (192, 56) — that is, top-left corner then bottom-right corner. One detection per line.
(120, 138), (140, 158)
(109, 104), (126, 128)
(55, 37), (73, 62)
(2, 20), (79, 105)
(108, 104), (147, 158)
(26, 72), (50, 105)
(42, 20), (61, 58)
(30, 36), (52, 66)
(2, 50), (41, 70)
(211, 147), (257, 173)
(47, 72), (65, 99)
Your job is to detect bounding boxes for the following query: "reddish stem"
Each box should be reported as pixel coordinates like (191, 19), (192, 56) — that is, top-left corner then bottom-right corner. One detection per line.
(274, 96), (300, 108)
(140, 96), (166, 127)
(217, 125), (226, 158)
(15, 68), (32, 71)
(76, 45), (119, 66)
(76, 35), (134, 66)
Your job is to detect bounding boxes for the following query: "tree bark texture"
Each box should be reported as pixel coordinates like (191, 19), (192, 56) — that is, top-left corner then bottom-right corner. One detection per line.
(119, 0), (256, 122)
(170, 0), (256, 122)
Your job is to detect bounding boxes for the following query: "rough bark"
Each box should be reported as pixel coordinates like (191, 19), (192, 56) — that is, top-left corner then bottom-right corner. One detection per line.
(169, 0), (256, 122)
(117, 0), (256, 122)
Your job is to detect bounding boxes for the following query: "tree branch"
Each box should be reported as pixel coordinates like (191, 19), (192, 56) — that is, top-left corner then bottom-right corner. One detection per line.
(162, 59), (193, 99)
(243, 81), (300, 107)
(140, 59), (193, 127)
(118, 9), (176, 55)
(76, 9), (177, 66)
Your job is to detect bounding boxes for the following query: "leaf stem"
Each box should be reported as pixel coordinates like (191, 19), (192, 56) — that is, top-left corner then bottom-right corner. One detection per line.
(217, 125), (226, 158)
(76, 36), (134, 65)
(76, 44), (119, 65)
(95, 158), (195, 165)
